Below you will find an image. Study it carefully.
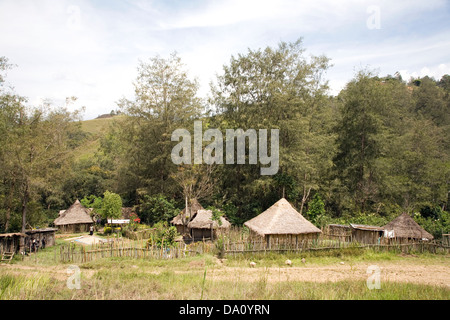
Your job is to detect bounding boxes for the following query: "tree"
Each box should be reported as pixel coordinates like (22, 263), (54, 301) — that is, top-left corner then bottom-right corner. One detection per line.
(111, 52), (203, 200)
(171, 164), (216, 227)
(210, 39), (333, 217)
(0, 58), (85, 237)
(136, 194), (179, 225)
(333, 71), (392, 212)
(306, 193), (325, 225)
(101, 191), (122, 222)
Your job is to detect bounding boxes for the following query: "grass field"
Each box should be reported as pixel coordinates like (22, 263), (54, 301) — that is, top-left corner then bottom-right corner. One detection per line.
(1, 237), (449, 300)
(73, 115), (125, 161)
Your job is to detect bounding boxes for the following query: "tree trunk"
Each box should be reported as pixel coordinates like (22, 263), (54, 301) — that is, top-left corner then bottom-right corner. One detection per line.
(300, 186), (311, 215)
(19, 181), (29, 253)
(3, 176), (16, 232)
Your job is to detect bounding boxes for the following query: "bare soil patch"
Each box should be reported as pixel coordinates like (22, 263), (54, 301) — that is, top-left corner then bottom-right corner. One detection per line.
(206, 259), (450, 288)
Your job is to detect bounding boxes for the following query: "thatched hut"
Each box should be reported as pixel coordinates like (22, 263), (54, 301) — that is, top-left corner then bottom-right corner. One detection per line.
(54, 200), (94, 233)
(383, 213), (434, 243)
(171, 199), (204, 235)
(244, 198), (322, 247)
(187, 209), (231, 241)
(350, 224), (384, 244)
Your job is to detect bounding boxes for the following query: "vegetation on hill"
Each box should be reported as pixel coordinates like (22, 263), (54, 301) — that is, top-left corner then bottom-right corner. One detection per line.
(0, 40), (449, 238)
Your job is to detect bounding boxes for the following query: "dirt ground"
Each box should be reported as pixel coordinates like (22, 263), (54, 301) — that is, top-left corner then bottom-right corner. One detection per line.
(206, 260), (450, 288)
(63, 235), (110, 245)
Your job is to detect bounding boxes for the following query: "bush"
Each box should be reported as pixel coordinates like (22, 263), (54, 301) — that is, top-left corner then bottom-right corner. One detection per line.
(214, 235), (226, 258)
(136, 194), (179, 225)
(147, 221), (179, 248)
(414, 208), (450, 240)
(103, 227), (112, 235)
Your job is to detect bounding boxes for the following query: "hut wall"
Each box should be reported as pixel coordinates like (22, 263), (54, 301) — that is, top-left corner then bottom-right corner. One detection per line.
(175, 225), (186, 235)
(352, 229), (383, 244)
(191, 228), (213, 241)
(0, 235), (22, 254)
(265, 233), (320, 247)
(57, 223), (92, 234)
(386, 236), (426, 244)
(248, 231), (320, 248)
(25, 230), (56, 249)
(323, 225), (352, 241)
(442, 234), (450, 246)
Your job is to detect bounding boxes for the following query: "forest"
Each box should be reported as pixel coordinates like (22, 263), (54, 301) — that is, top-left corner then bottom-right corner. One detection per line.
(1, 39), (449, 238)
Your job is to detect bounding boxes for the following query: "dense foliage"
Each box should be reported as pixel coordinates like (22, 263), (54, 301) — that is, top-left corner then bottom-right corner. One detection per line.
(0, 39), (449, 238)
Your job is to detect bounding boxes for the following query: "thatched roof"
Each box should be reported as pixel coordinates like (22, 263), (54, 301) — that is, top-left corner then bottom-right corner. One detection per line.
(54, 200), (94, 226)
(171, 199), (204, 226)
(244, 198), (322, 237)
(383, 213), (434, 240)
(121, 207), (135, 219)
(187, 209), (231, 230)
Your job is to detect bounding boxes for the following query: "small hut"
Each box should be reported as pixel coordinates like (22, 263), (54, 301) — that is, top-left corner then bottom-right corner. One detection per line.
(0, 233), (25, 255)
(187, 209), (231, 241)
(383, 213), (434, 243)
(171, 199), (204, 235)
(25, 228), (58, 250)
(244, 198), (322, 247)
(324, 224), (352, 241)
(350, 224), (384, 244)
(54, 200), (94, 233)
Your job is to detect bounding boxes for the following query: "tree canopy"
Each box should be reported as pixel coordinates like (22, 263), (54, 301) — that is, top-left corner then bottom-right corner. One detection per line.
(0, 41), (449, 239)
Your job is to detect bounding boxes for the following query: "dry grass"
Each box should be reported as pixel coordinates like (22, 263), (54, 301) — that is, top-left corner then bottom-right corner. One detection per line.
(1, 247), (449, 300)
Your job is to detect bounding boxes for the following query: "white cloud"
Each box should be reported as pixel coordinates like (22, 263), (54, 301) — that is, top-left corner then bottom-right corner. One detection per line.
(0, 0), (449, 119)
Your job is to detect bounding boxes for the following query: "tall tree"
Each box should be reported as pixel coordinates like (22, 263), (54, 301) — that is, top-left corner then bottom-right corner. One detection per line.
(333, 71), (391, 212)
(112, 53), (203, 202)
(210, 39), (333, 216)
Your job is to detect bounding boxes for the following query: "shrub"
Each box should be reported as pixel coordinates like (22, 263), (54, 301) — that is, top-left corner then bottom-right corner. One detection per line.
(136, 194), (179, 225)
(147, 221), (179, 248)
(103, 227), (112, 235)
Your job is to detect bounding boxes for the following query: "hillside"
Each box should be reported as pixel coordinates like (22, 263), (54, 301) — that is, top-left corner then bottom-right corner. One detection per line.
(74, 115), (125, 161)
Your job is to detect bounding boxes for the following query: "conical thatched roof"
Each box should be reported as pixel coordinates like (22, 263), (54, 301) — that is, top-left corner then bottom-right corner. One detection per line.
(54, 200), (94, 226)
(383, 213), (434, 240)
(187, 209), (231, 230)
(171, 199), (204, 226)
(244, 198), (322, 237)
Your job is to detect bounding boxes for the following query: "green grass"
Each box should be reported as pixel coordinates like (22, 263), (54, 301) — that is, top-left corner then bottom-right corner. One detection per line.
(73, 115), (126, 161)
(2, 242), (448, 300)
(221, 247), (448, 268)
(1, 266), (448, 300)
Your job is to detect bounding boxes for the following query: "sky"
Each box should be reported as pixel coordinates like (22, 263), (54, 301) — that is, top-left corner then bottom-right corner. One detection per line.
(0, 0), (449, 120)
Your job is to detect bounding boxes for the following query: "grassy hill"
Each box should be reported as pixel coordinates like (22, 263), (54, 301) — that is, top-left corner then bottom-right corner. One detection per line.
(74, 115), (125, 161)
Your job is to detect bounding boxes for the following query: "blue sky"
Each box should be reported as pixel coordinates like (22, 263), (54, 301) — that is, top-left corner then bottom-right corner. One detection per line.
(1, 0), (449, 120)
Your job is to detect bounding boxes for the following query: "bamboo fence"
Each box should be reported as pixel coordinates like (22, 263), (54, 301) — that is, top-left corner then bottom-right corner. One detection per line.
(57, 234), (449, 264)
(58, 237), (214, 263)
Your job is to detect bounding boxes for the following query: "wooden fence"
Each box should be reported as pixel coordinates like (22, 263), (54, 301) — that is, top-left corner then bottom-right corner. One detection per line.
(58, 238), (213, 263)
(57, 236), (449, 263)
(221, 239), (450, 256)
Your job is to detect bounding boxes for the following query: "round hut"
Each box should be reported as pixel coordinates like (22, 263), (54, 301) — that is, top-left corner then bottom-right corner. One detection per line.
(244, 198), (322, 248)
(383, 212), (434, 243)
(54, 200), (94, 234)
(171, 198), (204, 235)
(187, 209), (231, 241)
